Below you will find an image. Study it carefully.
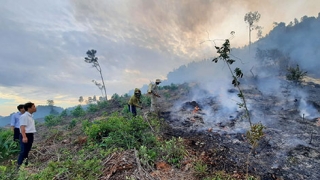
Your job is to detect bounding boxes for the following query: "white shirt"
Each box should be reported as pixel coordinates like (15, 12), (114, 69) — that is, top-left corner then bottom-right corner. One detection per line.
(19, 111), (36, 133)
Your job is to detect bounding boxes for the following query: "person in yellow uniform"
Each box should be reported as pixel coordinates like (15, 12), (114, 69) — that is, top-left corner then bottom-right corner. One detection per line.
(128, 88), (143, 117)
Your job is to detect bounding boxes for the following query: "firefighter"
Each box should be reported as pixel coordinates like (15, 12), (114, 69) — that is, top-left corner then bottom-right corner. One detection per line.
(128, 88), (143, 117)
(148, 79), (161, 113)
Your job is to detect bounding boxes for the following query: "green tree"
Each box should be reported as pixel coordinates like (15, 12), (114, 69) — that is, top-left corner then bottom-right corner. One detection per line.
(84, 49), (107, 100)
(286, 64), (307, 85)
(244, 11), (261, 46)
(79, 96), (84, 104)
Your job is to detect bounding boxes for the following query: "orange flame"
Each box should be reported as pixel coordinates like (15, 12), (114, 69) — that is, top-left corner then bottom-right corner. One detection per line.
(192, 106), (200, 114)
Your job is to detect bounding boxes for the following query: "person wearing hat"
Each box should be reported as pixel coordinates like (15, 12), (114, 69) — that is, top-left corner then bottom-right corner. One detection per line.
(148, 79), (161, 113)
(128, 88), (143, 117)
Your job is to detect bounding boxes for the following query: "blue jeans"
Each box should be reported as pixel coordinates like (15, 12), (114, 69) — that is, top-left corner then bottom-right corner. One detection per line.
(128, 105), (137, 116)
(18, 133), (34, 166)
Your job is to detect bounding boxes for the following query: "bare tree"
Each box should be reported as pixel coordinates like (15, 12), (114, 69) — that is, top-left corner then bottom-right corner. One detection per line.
(84, 49), (107, 100)
(244, 11), (261, 46)
(92, 80), (104, 98)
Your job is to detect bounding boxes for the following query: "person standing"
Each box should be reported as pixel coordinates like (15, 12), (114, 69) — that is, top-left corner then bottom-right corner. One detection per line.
(17, 102), (37, 168)
(10, 104), (25, 142)
(148, 79), (161, 113)
(128, 88), (143, 117)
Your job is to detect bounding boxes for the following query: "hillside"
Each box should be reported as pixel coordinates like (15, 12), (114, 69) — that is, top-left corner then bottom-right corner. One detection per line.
(1, 80), (320, 179)
(164, 14), (320, 85)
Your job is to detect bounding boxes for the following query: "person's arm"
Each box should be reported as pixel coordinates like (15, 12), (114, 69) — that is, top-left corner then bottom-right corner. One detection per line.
(133, 98), (142, 108)
(20, 126), (28, 143)
(10, 114), (15, 131)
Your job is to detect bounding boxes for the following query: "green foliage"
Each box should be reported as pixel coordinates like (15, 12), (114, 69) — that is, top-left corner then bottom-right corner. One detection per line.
(84, 114), (157, 150)
(87, 104), (99, 113)
(193, 160), (208, 177)
(97, 100), (109, 109)
(286, 64), (307, 84)
(44, 115), (62, 127)
(203, 171), (235, 180)
(71, 105), (86, 117)
(139, 145), (158, 166)
(246, 123), (265, 148)
(0, 129), (19, 160)
(160, 137), (186, 167)
(60, 109), (68, 117)
(140, 95), (151, 107)
(159, 83), (179, 91)
(111, 93), (120, 101)
(18, 157), (102, 179)
(67, 119), (77, 130)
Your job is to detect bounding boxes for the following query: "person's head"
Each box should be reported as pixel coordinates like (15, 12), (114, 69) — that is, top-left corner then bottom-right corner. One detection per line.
(134, 88), (141, 98)
(24, 102), (37, 114)
(17, 104), (25, 113)
(155, 79), (161, 85)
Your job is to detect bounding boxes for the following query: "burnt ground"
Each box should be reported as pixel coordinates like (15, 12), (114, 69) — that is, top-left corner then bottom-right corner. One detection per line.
(3, 81), (319, 180)
(157, 82), (320, 180)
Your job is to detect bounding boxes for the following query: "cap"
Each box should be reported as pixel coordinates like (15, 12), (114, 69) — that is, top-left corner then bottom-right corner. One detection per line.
(156, 79), (161, 83)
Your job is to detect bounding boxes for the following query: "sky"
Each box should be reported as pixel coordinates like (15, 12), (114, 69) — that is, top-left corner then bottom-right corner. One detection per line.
(0, 0), (319, 116)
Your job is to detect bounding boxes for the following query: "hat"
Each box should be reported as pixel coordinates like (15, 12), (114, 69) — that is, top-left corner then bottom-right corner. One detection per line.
(156, 79), (161, 83)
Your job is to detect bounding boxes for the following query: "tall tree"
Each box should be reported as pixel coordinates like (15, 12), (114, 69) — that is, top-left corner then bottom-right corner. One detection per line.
(47, 100), (56, 114)
(47, 100), (54, 106)
(244, 11), (261, 46)
(92, 80), (104, 98)
(84, 49), (107, 100)
(79, 96), (84, 104)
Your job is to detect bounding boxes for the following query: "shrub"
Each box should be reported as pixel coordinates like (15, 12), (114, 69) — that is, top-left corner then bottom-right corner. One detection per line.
(71, 105), (86, 117)
(84, 114), (157, 149)
(60, 109), (68, 117)
(193, 160), (208, 177)
(44, 115), (62, 127)
(67, 119), (77, 129)
(286, 64), (307, 85)
(87, 104), (99, 113)
(97, 100), (109, 109)
(160, 137), (186, 167)
(0, 129), (19, 160)
(141, 95), (151, 107)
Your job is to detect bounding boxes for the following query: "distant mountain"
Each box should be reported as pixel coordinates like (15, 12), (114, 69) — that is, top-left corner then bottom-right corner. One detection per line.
(0, 105), (64, 127)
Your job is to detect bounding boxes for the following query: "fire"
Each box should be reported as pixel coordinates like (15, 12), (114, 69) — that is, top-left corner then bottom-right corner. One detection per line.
(192, 106), (200, 114)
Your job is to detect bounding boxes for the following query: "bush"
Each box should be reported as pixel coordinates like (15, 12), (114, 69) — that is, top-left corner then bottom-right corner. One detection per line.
(141, 95), (151, 107)
(60, 109), (68, 117)
(87, 104), (99, 113)
(97, 100), (109, 109)
(67, 119), (77, 130)
(286, 64), (307, 84)
(84, 114), (157, 149)
(160, 137), (186, 167)
(0, 129), (19, 160)
(44, 115), (62, 127)
(71, 105), (86, 117)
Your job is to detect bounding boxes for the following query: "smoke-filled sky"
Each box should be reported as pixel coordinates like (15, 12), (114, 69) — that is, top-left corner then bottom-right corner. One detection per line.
(0, 0), (319, 116)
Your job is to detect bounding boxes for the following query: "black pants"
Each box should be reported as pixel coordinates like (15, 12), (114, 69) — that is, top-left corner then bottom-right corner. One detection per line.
(18, 133), (34, 166)
(128, 104), (137, 116)
(13, 128), (20, 142)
